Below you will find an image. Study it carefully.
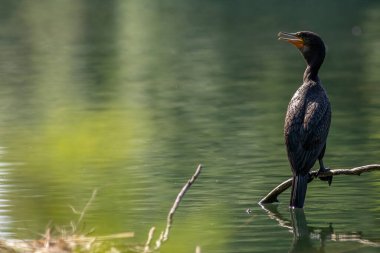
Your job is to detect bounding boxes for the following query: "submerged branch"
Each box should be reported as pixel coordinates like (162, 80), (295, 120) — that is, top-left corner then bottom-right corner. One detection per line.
(154, 164), (203, 250)
(259, 164), (380, 205)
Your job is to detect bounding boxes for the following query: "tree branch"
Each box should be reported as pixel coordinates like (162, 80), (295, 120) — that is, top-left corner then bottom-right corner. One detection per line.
(259, 164), (380, 205)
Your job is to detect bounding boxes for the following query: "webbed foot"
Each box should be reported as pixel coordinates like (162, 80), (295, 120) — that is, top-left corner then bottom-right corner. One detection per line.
(317, 167), (333, 186)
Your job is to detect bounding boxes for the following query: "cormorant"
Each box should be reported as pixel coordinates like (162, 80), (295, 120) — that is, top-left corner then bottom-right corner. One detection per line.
(278, 31), (332, 208)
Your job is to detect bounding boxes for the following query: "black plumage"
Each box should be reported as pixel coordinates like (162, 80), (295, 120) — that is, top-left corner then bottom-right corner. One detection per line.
(278, 31), (332, 208)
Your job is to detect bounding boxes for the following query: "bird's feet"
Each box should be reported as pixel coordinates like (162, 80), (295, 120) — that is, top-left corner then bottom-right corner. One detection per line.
(317, 167), (333, 186)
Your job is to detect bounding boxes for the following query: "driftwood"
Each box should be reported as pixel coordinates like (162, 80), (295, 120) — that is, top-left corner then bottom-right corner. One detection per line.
(259, 164), (380, 205)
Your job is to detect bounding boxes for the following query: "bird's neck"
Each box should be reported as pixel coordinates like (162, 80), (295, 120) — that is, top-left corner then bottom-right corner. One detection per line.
(303, 51), (324, 82)
(303, 65), (319, 82)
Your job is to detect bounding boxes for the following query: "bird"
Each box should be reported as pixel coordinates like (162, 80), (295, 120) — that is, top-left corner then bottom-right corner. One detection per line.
(278, 31), (332, 208)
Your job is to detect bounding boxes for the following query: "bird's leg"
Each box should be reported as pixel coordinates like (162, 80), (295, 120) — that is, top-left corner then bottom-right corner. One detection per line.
(307, 172), (314, 183)
(317, 159), (332, 186)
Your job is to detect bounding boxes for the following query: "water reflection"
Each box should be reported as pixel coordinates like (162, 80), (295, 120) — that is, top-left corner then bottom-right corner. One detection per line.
(260, 204), (380, 253)
(288, 209), (324, 253)
(0, 148), (13, 238)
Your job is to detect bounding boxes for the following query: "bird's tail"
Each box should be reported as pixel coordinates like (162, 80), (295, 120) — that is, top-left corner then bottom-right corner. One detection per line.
(290, 174), (308, 208)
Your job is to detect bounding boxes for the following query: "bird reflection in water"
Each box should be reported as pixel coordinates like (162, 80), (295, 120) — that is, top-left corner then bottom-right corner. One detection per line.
(259, 204), (379, 253)
(289, 208), (327, 253)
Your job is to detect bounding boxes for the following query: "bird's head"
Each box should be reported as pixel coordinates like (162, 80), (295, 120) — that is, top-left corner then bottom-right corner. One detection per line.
(278, 31), (326, 67)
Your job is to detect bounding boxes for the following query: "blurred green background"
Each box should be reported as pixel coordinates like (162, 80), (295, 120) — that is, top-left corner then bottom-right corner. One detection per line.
(0, 0), (379, 252)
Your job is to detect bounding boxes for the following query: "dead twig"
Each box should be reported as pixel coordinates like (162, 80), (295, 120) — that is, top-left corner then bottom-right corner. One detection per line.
(153, 164), (203, 250)
(259, 164), (380, 204)
(69, 189), (98, 233)
(144, 227), (155, 253)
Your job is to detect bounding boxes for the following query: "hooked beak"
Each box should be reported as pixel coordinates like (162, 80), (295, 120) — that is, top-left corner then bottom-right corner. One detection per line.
(278, 32), (304, 49)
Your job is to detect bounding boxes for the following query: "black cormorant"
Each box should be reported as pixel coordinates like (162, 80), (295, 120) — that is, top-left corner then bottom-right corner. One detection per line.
(278, 31), (332, 208)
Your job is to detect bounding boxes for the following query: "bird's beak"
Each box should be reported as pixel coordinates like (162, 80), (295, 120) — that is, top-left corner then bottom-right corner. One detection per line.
(278, 32), (304, 49)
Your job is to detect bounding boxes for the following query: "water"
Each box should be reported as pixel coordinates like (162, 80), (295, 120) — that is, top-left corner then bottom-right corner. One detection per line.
(0, 1), (380, 252)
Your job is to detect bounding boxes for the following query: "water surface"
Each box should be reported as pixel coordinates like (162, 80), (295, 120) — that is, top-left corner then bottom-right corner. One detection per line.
(0, 1), (379, 252)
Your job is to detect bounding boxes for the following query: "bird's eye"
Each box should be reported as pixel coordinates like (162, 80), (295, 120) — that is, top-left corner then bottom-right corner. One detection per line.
(296, 33), (304, 39)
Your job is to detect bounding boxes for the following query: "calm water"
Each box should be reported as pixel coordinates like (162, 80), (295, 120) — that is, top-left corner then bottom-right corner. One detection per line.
(0, 1), (380, 252)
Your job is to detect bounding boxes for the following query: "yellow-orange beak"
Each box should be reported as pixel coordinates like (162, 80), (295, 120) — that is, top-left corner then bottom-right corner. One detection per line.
(278, 32), (304, 49)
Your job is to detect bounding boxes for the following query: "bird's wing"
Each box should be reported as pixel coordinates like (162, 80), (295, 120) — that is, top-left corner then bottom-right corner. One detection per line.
(285, 85), (331, 173)
(300, 88), (331, 151)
